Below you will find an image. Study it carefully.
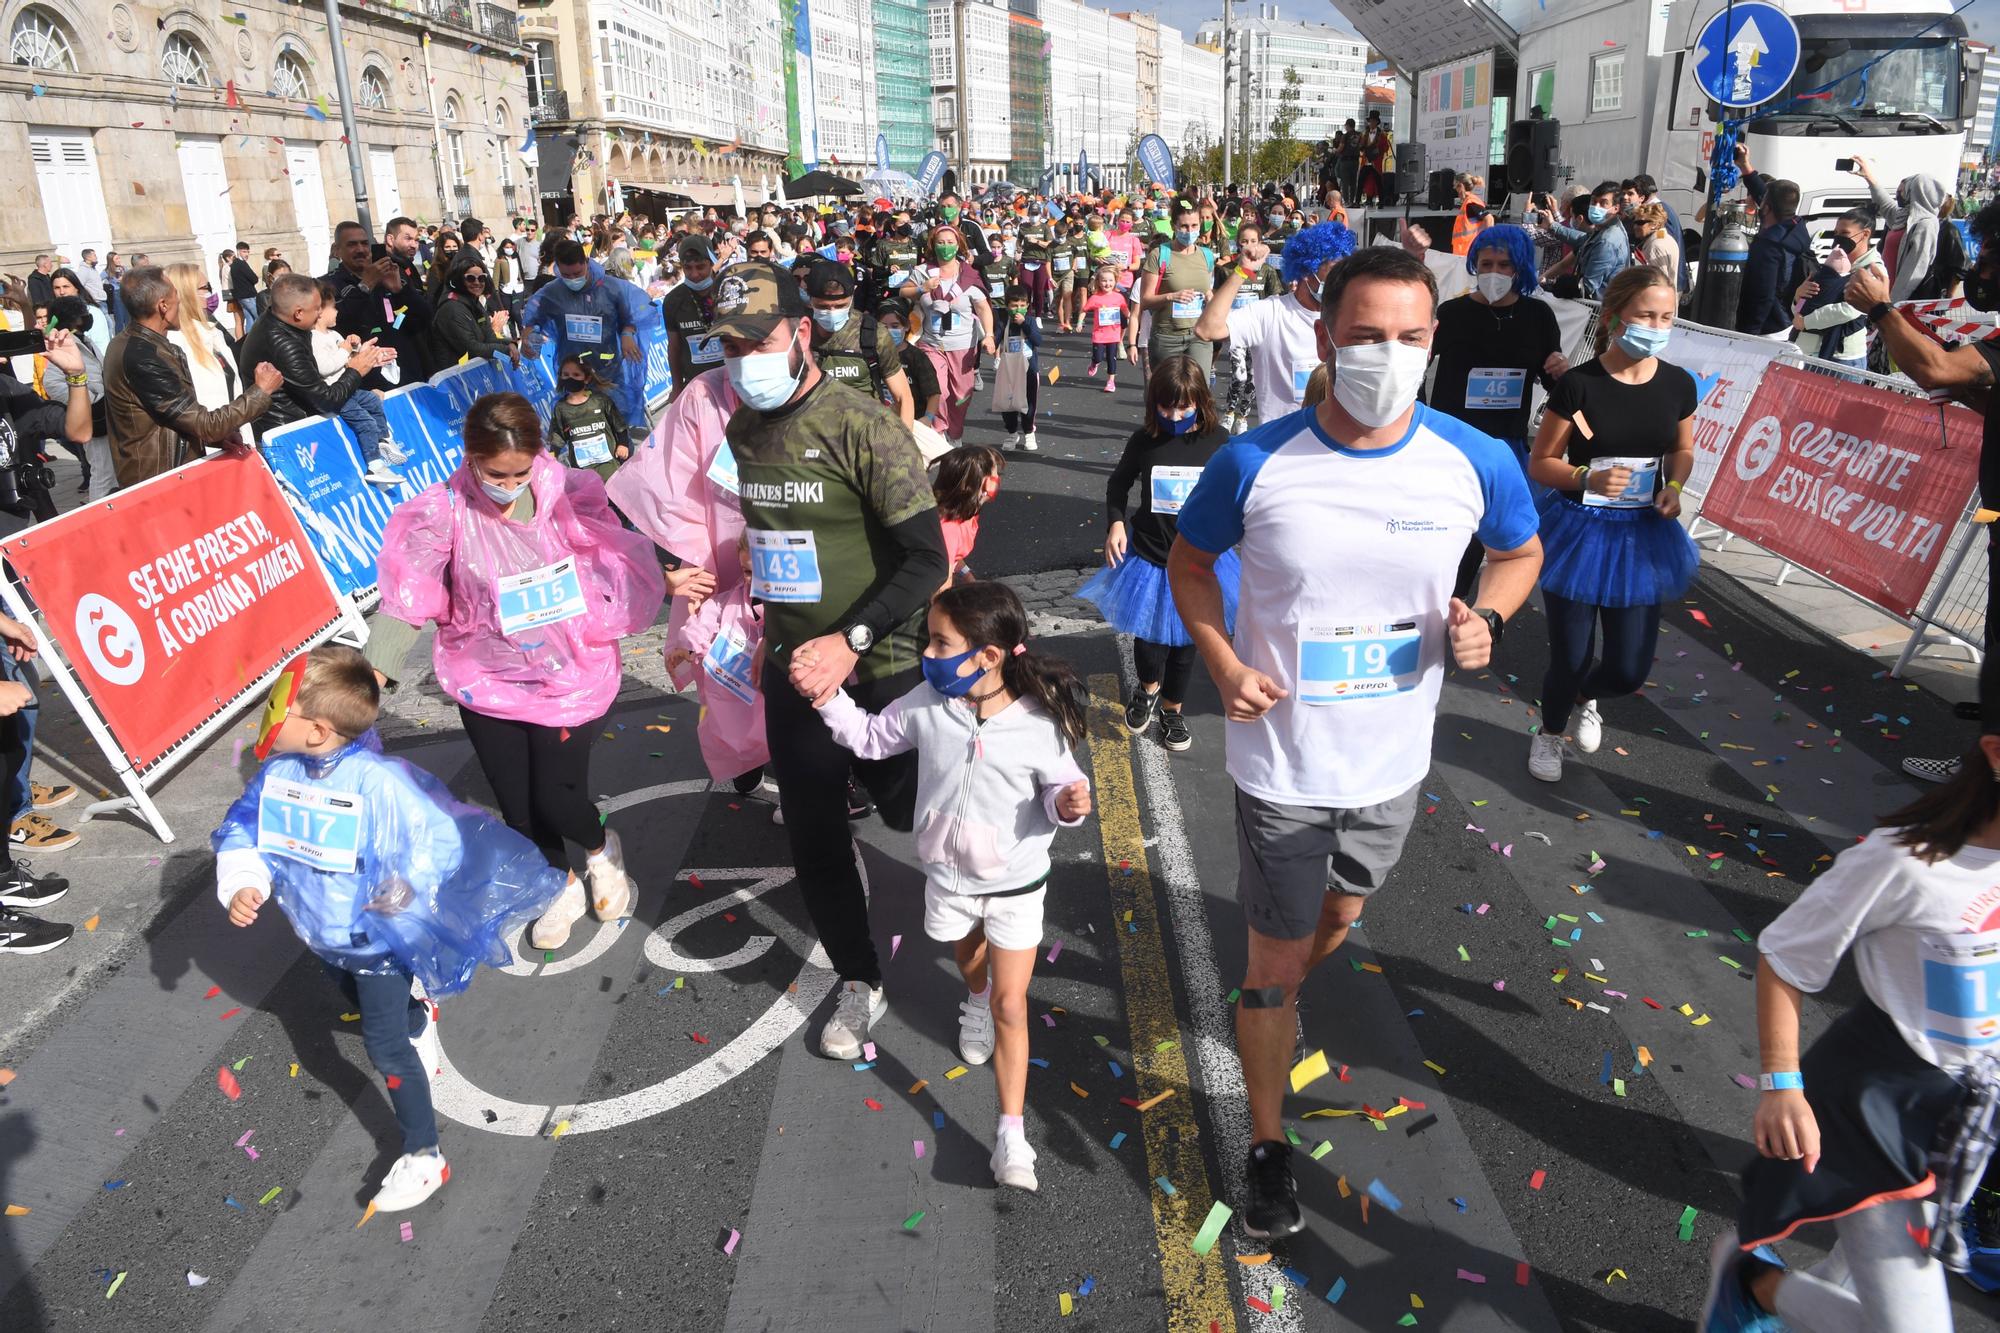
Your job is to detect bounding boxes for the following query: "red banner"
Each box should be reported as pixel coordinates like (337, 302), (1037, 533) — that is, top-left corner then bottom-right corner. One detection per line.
(1699, 363), (1982, 618)
(2, 451), (342, 770)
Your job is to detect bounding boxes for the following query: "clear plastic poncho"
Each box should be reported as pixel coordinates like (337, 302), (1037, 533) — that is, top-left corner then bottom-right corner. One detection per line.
(212, 731), (568, 994)
(377, 451), (666, 726)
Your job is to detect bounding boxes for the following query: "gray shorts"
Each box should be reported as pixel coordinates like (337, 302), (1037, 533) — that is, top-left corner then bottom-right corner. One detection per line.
(1234, 783), (1421, 940)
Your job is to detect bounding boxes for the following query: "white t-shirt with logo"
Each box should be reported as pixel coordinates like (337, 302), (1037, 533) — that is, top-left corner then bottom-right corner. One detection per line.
(1177, 404), (1538, 809)
(1225, 290), (1323, 426)
(1760, 830), (2000, 1074)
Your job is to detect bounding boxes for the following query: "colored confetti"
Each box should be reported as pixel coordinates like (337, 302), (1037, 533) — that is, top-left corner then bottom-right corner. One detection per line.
(216, 1067), (241, 1101)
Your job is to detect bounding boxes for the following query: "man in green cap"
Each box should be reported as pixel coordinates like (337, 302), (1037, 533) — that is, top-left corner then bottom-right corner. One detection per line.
(805, 263), (914, 424)
(708, 261), (949, 1061)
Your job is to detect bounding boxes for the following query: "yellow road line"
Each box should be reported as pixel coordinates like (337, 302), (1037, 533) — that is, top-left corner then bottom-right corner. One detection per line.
(1086, 673), (1237, 1332)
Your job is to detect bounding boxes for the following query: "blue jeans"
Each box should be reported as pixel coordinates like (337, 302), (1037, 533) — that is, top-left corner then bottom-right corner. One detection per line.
(331, 963), (438, 1154)
(1539, 591), (1662, 735)
(337, 389), (388, 464)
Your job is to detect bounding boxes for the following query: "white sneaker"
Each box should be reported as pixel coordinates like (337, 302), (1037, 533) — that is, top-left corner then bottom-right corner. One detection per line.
(529, 874), (588, 951)
(1574, 699), (1603, 754)
(408, 978), (441, 1078)
(370, 1149), (449, 1212)
(1527, 732), (1566, 783)
(958, 993), (994, 1065)
(1231, 416), (1251, 436)
(820, 980), (886, 1060)
(364, 458), (406, 487)
(586, 828), (635, 921)
(1002, 431), (1021, 451)
(377, 438), (411, 466)
(1019, 431), (1039, 451)
(991, 1130), (1039, 1192)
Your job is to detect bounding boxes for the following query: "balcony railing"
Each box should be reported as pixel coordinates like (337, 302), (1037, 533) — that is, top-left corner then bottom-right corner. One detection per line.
(477, 3), (519, 44)
(530, 90), (571, 123)
(406, 0), (520, 47)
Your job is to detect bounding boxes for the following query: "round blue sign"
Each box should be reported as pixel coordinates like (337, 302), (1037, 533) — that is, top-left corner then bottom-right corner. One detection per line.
(1691, 1), (1802, 109)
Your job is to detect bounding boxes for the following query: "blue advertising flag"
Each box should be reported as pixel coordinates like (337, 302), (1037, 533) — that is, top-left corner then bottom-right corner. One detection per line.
(1078, 149), (1091, 188)
(875, 133), (891, 174)
(1137, 134), (1175, 191)
(914, 149), (948, 197)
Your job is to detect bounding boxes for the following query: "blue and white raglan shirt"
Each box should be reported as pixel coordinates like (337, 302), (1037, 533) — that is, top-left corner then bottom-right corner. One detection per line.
(1177, 403), (1539, 810)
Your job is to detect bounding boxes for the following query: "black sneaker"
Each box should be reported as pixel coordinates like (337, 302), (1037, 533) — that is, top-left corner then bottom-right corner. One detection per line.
(1904, 756), (1962, 785)
(0, 862), (68, 910)
(0, 906), (72, 954)
(732, 766), (767, 796)
(845, 780), (874, 821)
(1159, 709), (1192, 752)
(1243, 1141), (1304, 1237)
(1125, 688), (1159, 735)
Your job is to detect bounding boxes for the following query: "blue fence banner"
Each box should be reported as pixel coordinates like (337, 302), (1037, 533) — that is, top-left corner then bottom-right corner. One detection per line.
(915, 150), (947, 198)
(636, 297), (674, 410)
(1137, 134), (1175, 191)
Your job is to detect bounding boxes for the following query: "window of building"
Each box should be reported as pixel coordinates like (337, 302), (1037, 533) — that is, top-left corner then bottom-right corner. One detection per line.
(1527, 65), (1554, 118)
(161, 32), (211, 87)
(527, 40), (559, 102)
(1590, 50), (1624, 114)
(9, 6), (75, 71)
(444, 95), (468, 183)
(496, 101), (515, 190)
(272, 49), (312, 102)
(359, 65), (390, 110)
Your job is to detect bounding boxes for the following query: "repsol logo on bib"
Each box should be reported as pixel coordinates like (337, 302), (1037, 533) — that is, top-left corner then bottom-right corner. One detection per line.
(743, 480), (826, 505)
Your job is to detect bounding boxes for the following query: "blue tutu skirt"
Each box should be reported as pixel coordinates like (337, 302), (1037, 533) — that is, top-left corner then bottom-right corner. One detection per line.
(1075, 549), (1240, 647)
(1536, 495), (1699, 608)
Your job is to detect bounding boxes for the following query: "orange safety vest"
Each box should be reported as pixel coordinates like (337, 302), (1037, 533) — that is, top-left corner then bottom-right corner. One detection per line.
(1451, 198), (1492, 257)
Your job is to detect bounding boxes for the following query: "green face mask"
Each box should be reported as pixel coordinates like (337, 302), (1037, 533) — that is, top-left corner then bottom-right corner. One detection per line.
(935, 243), (958, 261)
(941, 206), (960, 221)
(1008, 307), (1028, 320)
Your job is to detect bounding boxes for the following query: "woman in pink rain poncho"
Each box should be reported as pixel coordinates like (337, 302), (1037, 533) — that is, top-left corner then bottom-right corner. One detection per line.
(378, 392), (665, 952)
(606, 366), (771, 789)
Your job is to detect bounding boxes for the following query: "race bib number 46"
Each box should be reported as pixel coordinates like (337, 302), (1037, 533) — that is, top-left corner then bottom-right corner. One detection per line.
(496, 555), (588, 636)
(1465, 367), (1526, 412)
(747, 529), (823, 603)
(258, 779), (363, 873)
(1922, 928), (2000, 1050)
(1297, 619), (1422, 704)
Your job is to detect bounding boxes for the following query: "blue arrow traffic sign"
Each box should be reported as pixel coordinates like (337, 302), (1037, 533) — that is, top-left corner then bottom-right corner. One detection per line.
(1691, 1), (1801, 109)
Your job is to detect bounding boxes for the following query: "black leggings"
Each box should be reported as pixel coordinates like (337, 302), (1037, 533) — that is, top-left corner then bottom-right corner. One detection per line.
(457, 706), (604, 870)
(1134, 638), (1199, 704)
(1001, 369), (1040, 434)
(762, 660), (922, 986)
(1538, 592), (1661, 735)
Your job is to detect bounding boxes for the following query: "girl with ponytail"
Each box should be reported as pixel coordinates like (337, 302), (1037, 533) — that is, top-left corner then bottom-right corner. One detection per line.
(814, 580), (1092, 1195)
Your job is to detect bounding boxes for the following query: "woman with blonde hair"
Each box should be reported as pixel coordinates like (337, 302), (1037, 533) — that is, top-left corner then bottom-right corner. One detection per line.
(1524, 265), (1697, 783)
(163, 262), (252, 450)
(1632, 202), (1680, 282)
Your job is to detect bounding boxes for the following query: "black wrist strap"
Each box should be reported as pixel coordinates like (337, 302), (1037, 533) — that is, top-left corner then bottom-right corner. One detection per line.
(1867, 301), (1893, 326)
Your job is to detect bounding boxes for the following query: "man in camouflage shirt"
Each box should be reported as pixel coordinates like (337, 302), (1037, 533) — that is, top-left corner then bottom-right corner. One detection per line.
(709, 261), (949, 1061)
(804, 263), (913, 424)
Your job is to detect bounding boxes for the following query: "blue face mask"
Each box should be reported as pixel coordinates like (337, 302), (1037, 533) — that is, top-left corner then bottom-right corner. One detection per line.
(561, 273), (590, 292)
(1587, 205), (1609, 224)
(1616, 321), (1672, 359)
(921, 647), (985, 698)
(685, 274), (714, 292)
(724, 327), (805, 411)
(813, 306), (851, 332)
(1175, 228), (1199, 247)
(888, 326), (906, 345)
(1157, 409), (1198, 435)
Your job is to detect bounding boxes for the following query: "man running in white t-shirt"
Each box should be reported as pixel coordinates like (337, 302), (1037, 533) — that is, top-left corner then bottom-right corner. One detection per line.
(1169, 245), (1546, 1238)
(1194, 220), (1354, 429)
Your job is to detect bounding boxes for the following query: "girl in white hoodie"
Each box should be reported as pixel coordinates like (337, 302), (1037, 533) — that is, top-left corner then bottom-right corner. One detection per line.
(817, 582), (1092, 1193)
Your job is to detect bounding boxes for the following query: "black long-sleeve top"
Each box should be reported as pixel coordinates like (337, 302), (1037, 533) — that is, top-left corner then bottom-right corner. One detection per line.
(1105, 422), (1231, 566)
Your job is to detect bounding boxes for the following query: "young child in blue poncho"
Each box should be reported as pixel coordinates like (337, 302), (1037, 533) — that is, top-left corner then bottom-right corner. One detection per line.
(212, 645), (566, 1213)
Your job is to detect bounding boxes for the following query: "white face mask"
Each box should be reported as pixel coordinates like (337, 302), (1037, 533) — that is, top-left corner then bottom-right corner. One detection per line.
(1473, 272), (1514, 303)
(480, 477), (529, 506)
(1330, 339), (1429, 429)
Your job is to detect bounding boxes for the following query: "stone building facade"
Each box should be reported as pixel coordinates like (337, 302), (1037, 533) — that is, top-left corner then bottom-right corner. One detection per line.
(0, 0), (529, 282)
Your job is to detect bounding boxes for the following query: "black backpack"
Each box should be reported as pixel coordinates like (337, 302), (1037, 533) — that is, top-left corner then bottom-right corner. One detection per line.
(1912, 218), (1970, 302)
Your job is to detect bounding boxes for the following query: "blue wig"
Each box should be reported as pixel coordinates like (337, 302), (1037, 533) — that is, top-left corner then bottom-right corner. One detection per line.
(1279, 220), (1357, 287)
(1465, 224), (1540, 296)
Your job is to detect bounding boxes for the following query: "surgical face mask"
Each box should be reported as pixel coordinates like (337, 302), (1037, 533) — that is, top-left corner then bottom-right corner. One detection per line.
(561, 272), (589, 292)
(813, 305), (851, 331)
(1615, 320), (1672, 359)
(1175, 228), (1199, 247)
(1587, 205), (1609, 224)
(724, 326), (805, 411)
(935, 243), (958, 262)
(480, 477), (529, 506)
(1473, 272), (1514, 303)
(685, 274), (714, 291)
(1157, 407), (1198, 435)
(1331, 339), (1428, 428)
(940, 206), (960, 221)
(921, 646), (985, 698)
(1832, 234), (1858, 256)
(204, 292), (220, 315)
(1007, 306), (1028, 321)
(888, 325), (906, 344)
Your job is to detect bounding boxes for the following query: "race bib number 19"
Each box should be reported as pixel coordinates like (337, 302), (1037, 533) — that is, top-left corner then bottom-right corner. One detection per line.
(258, 779), (363, 873)
(747, 529), (823, 603)
(496, 555), (589, 636)
(1297, 619), (1422, 704)
(1922, 928), (2000, 1050)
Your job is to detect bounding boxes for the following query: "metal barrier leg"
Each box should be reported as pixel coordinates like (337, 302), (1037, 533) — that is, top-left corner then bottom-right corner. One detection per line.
(1894, 517), (1987, 678)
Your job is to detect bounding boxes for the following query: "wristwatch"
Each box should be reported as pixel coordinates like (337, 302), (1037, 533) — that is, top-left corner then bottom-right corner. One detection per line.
(1471, 606), (1504, 643)
(842, 623), (876, 655)
(1867, 301), (1894, 326)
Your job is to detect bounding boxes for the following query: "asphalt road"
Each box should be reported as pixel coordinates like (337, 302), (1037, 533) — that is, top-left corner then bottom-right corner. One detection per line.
(1, 330), (1997, 1331)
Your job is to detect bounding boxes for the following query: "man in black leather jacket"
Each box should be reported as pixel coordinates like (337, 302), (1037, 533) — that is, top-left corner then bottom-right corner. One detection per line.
(236, 272), (394, 439)
(328, 217), (434, 388)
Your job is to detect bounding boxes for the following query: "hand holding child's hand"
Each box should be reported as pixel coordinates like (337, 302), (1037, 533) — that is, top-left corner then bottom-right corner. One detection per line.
(228, 887), (265, 928)
(1056, 780), (1092, 821)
